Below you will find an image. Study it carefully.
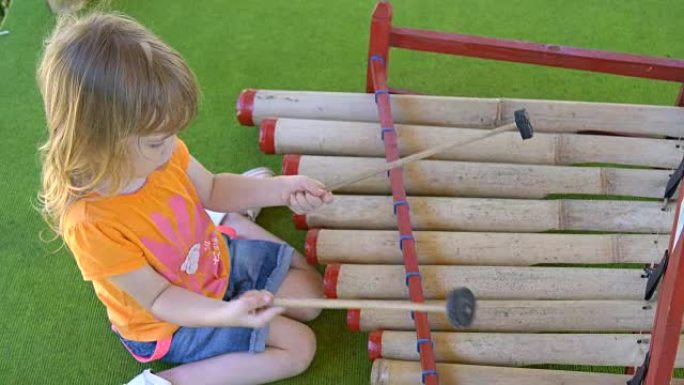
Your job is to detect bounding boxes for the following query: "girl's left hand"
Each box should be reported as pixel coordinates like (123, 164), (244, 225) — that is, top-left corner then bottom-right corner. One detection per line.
(280, 175), (334, 214)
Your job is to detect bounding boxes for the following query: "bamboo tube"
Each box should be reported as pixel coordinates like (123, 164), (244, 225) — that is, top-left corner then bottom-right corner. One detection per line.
(297, 196), (673, 233)
(326, 264), (646, 300)
(348, 300), (655, 332)
(373, 331), (681, 367)
(262, 118), (683, 169)
(370, 359), (684, 385)
(237, 89), (684, 137)
(307, 230), (663, 266)
(285, 155), (668, 198)
(323, 113), (532, 191)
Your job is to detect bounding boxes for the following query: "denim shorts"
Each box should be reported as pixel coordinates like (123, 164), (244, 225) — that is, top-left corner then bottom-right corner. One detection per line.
(117, 236), (294, 364)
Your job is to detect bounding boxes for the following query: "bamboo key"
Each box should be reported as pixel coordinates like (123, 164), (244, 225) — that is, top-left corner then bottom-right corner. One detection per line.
(324, 109), (534, 191)
(273, 287), (476, 328)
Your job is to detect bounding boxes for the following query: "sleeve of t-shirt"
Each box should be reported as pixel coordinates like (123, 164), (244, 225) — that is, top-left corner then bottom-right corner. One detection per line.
(171, 138), (190, 171)
(64, 221), (147, 281)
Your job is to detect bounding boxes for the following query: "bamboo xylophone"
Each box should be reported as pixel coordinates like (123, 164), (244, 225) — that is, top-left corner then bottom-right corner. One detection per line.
(237, 89), (684, 384)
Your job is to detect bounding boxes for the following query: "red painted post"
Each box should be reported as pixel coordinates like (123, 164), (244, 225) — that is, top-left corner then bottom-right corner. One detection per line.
(644, 187), (684, 384)
(366, 1), (392, 93)
(677, 85), (684, 107)
(644, 64), (684, 385)
(369, 51), (439, 385)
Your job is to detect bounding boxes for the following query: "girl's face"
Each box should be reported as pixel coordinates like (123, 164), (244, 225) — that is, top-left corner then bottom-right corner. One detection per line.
(127, 133), (177, 178)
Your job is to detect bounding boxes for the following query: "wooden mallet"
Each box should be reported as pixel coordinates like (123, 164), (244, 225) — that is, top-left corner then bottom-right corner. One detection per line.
(325, 109), (534, 191)
(273, 287), (476, 328)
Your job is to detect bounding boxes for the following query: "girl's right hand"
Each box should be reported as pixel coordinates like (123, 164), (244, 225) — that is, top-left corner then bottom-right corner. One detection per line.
(225, 290), (285, 328)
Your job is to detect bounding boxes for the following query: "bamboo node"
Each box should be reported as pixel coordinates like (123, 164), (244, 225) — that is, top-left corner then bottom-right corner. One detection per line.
(611, 234), (622, 264)
(494, 98), (504, 127)
(599, 167), (610, 195)
(557, 200), (566, 230)
(553, 134), (564, 165)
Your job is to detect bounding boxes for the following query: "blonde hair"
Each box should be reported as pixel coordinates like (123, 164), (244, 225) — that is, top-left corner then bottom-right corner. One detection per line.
(37, 12), (199, 235)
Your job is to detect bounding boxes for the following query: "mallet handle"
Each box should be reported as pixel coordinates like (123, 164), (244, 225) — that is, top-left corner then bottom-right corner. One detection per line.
(273, 298), (445, 313)
(325, 121), (517, 191)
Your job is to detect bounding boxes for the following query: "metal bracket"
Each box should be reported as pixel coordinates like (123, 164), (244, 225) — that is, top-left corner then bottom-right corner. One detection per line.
(627, 352), (650, 385)
(643, 250), (669, 301)
(663, 157), (684, 209)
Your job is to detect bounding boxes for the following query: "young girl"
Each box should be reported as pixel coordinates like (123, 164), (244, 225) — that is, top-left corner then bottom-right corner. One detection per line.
(37, 12), (333, 385)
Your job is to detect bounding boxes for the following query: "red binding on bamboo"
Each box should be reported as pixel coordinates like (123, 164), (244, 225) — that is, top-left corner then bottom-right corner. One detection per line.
(292, 214), (308, 230)
(259, 118), (277, 154)
(236, 89), (256, 126)
(281, 154), (301, 176)
(347, 309), (361, 332)
(304, 229), (319, 265)
(368, 330), (384, 360)
(323, 264), (340, 299)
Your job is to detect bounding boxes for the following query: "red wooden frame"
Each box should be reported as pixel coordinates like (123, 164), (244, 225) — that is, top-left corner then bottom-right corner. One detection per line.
(648, 190), (684, 385)
(368, 50), (439, 385)
(365, 1), (684, 384)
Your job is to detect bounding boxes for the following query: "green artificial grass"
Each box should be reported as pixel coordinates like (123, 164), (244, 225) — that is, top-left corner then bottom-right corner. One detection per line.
(1, 0), (683, 384)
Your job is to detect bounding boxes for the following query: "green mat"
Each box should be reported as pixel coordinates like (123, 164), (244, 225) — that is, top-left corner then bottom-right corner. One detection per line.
(1, 0), (683, 384)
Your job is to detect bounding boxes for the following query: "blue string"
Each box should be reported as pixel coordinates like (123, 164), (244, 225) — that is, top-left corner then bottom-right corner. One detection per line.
(416, 338), (434, 353)
(393, 199), (409, 215)
(374, 89), (389, 103)
(405, 271), (421, 286)
(369, 54), (385, 64)
(380, 126), (395, 140)
(399, 234), (414, 250)
(421, 370), (438, 384)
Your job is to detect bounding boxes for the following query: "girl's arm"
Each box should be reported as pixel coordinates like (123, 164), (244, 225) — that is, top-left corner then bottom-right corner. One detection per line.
(186, 156), (332, 213)
(109, 264), (284, 329)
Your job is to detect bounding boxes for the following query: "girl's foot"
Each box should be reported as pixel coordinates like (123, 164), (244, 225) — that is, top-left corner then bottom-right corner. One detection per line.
(239, 167), (275, 221)
(205, 167), (275, 225)
(125, 369), (171, 385)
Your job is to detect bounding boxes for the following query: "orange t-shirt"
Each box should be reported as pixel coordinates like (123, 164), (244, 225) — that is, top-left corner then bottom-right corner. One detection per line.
(63, 139), (230, 341)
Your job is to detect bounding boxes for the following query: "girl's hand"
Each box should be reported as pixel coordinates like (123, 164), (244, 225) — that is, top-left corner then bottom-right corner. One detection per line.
(280, 175), (334, 214)
(225, 290), (284, 328)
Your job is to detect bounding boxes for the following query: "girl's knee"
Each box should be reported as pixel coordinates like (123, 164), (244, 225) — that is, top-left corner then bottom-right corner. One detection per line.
(301, 269), (324, 296)
(289, 325), (316, 374)
(269, 317), (317, 376)
(291, 270), (323, 322)
(292, 307), (322, 322)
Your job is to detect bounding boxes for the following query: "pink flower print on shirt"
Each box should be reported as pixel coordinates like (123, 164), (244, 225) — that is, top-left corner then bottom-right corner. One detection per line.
(141, 195), (228, 298)
(180, 243), (201, 274)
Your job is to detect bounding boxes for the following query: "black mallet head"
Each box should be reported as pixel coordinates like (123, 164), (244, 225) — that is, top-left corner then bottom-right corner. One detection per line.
(446, 287), (476, 328)
(513, 108), (534, 140)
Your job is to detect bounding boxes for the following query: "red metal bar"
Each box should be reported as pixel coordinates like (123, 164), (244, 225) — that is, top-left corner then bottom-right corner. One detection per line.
(390, 27), (684, 83)
(369, 55), (439, 385)
(365, 2), (392, 93)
